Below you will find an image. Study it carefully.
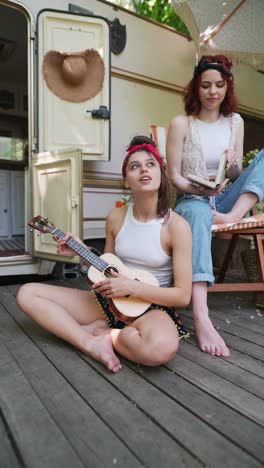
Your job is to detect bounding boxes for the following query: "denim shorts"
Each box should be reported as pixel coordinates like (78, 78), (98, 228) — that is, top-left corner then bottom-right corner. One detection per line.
(94, 291), (189, 339)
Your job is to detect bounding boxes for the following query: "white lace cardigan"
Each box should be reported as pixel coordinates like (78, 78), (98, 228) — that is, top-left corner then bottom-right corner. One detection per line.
(181, 113), (242, 180)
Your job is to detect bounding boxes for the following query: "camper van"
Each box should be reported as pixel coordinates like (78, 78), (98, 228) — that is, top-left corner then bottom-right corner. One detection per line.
(0, 0), (263, 278)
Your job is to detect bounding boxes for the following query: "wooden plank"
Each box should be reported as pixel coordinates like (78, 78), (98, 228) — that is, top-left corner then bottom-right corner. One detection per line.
(78, 355), (264, 468)
(165, 353), (264, 427)
(1, 289), (201, 468)
(0, 339), (85, 468)
(178, 340), (264, 400)
(182, 311), (264, 347)
(209, 283), (264, 292)
(186, 334), (264, 379)
(124, 360), (264, 466)
(182, 315), (264, 362)
(0, 411), (24, 468)
(210, 308), (264, 335)
(221, 331), (264, 361)
(205, 298), (264, 331)
(0, 300), (144, 468)
(207, 294), (262, 316)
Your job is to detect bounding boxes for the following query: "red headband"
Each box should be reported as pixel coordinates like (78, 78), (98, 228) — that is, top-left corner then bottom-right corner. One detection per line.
(122, 143), (165, 178)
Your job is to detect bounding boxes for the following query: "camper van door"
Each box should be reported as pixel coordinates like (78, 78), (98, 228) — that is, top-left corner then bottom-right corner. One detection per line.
(31, 10), (110, 262)
(37, 9), (110, 159)
(31, 148), (82, 264)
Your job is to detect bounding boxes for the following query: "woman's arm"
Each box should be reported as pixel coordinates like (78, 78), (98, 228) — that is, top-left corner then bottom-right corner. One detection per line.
(225, 116), (244, 181)
(166, 115), (197, 194)
(166, 116), (224, 197)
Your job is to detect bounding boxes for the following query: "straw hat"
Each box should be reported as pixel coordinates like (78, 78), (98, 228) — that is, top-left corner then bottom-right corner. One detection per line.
(43, 49), (105, 102)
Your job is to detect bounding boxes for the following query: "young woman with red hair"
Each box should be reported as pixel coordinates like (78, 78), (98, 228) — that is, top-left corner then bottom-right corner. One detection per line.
(17, 136), (192, 373)
(167, 54), (264, 358)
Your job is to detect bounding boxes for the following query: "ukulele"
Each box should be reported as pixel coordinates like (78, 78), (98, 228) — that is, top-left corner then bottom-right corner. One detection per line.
(28, 215), (159, 323)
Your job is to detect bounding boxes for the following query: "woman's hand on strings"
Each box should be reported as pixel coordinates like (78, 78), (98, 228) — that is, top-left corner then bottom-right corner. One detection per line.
(53, 232), (78, 256)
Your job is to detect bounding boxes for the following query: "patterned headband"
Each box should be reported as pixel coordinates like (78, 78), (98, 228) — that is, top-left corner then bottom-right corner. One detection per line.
(194, 56), (232, 79)
(122, 143), (165, 178)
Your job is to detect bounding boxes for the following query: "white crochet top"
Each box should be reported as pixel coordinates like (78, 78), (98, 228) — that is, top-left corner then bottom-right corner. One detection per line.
(181, 113), (242, 180)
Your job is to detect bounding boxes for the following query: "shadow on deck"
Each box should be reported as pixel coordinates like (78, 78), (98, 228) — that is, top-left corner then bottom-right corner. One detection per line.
(0, 277), (264, 468)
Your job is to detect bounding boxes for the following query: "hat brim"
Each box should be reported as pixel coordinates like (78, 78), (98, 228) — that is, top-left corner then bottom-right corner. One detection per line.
(43, 49), (105, 102)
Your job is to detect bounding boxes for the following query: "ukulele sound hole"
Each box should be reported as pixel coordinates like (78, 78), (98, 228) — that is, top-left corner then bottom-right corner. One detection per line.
(104, 266), (119, 278)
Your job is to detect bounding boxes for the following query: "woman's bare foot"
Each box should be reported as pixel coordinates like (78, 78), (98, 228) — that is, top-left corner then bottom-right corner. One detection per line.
(86, 334), (122, 372)
(194, 315), (230, 357)
(81, 319), (109, 336)
(212, 210), (240, 225)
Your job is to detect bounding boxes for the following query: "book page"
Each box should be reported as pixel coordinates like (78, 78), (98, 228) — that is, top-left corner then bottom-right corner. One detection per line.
(215, 152), (227, 185)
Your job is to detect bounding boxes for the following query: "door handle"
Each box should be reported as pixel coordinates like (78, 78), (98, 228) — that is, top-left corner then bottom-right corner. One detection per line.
(86, 105), (110, 120)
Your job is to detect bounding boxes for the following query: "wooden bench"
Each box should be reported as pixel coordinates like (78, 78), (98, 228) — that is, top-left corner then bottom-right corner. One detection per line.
(210, 210), (264, 292)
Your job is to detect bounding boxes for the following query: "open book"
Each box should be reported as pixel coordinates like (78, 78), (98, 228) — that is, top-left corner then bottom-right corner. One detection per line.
(187, 152), (229, 189)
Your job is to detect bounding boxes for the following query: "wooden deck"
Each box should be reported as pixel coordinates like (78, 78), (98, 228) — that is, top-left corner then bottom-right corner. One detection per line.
(0, 277), (264, 468)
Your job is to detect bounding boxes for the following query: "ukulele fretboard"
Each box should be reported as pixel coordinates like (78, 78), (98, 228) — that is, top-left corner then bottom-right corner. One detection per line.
(52, 228), (108, 272)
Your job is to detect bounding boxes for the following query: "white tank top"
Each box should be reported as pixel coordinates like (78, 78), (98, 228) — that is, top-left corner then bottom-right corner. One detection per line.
(115, 204), (173, 287)
(196, 115), (231, 176)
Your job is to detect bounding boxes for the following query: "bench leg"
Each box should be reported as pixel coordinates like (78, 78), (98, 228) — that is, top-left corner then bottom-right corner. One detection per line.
(216, 234), (239, 283)
(254, 234), (264, 283)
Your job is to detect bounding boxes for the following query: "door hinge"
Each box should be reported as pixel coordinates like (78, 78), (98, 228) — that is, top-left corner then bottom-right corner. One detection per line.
(32, 137), (37, 151)
(30, 21), (36, 40)
(71, 195), (79, 208)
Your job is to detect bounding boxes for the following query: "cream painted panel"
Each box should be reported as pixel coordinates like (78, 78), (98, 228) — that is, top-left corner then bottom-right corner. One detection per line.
(0, 171), (10, 237)
(32, 148), (82, 262)
(83, 186), (130, 239)
(11, 171), (25, 235)
(85, 76), (184, 178)
(38, 11), (109, 159)
(234, 63), (264, 113)
(83, 187), (129, 218)
(83, 220), (106, 240)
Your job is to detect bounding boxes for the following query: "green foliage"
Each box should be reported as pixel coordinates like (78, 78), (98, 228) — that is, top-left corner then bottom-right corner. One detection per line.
(243, 148), (259, 168)
(135, 0), (190, 35)
(242, 149), (263, 212)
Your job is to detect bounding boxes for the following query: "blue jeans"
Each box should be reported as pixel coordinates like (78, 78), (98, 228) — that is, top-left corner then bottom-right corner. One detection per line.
(175, 148), (264, 285)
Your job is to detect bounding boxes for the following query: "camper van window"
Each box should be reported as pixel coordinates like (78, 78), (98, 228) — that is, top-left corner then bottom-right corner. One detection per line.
(0, 135), (26, 162)
(0, 116), (28, 166)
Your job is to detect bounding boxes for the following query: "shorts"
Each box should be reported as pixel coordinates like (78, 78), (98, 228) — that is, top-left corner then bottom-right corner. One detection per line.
(94, 291), (190, 340)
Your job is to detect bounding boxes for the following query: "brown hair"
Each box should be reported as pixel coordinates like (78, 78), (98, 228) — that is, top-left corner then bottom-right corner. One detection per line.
(184, 55), (238, 116)
(126, 135), (170, 218)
